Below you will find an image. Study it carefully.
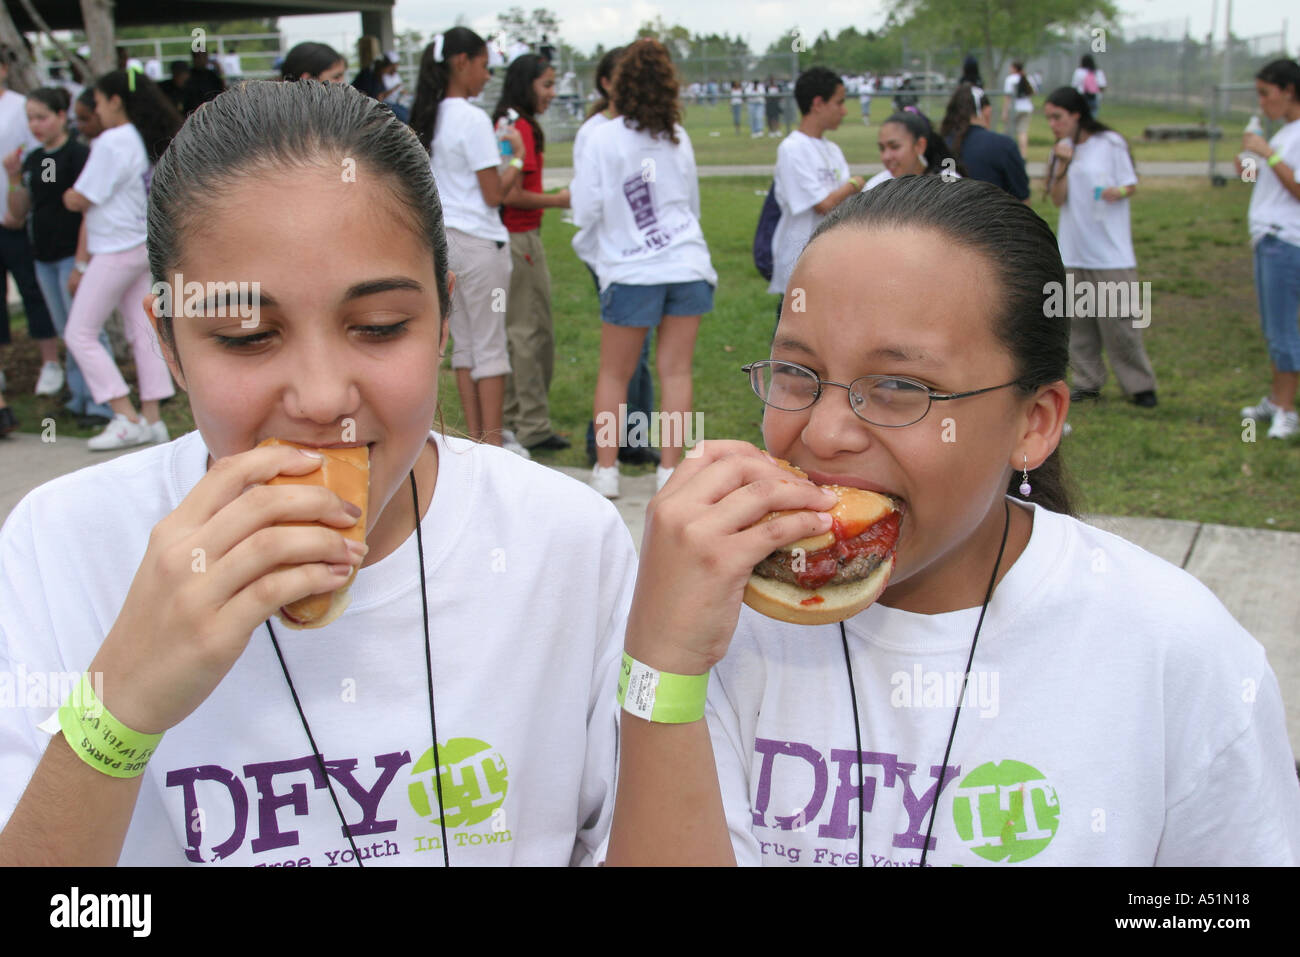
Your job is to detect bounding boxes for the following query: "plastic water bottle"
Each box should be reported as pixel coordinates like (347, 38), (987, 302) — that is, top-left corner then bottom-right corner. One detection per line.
(496, 107), (519, 158)
(1239, 115), (1265, 170)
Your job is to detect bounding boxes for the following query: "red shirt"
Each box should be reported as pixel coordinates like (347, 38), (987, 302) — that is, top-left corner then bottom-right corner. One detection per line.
(502, 118), (545, 233)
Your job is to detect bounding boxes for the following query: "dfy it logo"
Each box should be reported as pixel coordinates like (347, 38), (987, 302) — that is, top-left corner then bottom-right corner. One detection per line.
(950, 760), (1060, 862)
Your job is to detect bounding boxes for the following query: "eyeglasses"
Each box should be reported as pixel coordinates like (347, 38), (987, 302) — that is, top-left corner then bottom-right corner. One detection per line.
(742, 359), (1023, 428)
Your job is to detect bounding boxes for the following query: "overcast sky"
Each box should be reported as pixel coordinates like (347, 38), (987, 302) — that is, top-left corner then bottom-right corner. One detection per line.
(279, 0), (1292, 59)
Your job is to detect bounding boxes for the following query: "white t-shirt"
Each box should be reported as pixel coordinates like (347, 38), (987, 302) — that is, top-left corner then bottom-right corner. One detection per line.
(0, 430), (636, 866)
(430, 97), (508, 243)
(707, 499), (1300, 867)
(1247, 118), (1300, 249)
(0, 90), (39, 170)
(72, 122), (150, 254)
(569, 110), (613, 268)
(768, 131), (850, 294)
(569, 117), (717, 291)
(863, 169), (893, 191)
(1056, 130), (1138, 269)
(1003, 73), (1034, 113)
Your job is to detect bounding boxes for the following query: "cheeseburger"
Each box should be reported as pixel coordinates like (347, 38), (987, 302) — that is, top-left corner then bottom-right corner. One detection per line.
(743, 460), (903, 626)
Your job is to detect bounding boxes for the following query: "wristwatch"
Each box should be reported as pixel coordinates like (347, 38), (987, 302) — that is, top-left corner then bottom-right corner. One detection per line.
(74, 260), (89, 273)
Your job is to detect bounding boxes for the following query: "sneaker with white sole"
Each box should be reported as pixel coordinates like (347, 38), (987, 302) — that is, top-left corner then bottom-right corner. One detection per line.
(1266, 409), (1299, 439)
(655, 465), (674, 491)
(87, 413), (153, 451)
(34, 361), (64, 396)
(1240, 396), (1280, 421)
(500, 429), (531, 459)
(589, 464), (620, 498)
(148, 419), (170, 444)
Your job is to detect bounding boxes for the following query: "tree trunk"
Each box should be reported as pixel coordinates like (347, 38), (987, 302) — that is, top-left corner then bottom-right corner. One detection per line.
(0, 5), (40, 93)
(17, 0), (94, 83)
(79, 0), (117, 77)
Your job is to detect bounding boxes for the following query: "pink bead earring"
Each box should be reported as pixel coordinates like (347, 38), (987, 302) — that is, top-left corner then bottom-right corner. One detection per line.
(1019, 455), (1031, 497)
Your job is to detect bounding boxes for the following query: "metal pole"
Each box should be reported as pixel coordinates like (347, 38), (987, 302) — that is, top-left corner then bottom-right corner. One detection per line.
(1221, 0), (1232, 116)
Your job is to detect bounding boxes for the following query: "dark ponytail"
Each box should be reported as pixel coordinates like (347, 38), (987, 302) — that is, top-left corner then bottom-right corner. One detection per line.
(939, 85), (978, 158)
(1012, 62), (1033, 99)
(410, 27), (487, 154)
(94, 70), (182, 163)
(807, 176), (1078, 516)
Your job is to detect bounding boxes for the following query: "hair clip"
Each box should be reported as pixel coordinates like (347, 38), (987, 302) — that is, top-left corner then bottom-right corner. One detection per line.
(432, 33), (445, 63)
(127, 64), (140, 92)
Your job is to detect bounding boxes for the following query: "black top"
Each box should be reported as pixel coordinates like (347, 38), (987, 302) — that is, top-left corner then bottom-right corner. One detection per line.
(952, 125), (1030, 200)
(157, 77), (186, 115)
(21, 137), (88, 262)
(182, 68), (225, 114)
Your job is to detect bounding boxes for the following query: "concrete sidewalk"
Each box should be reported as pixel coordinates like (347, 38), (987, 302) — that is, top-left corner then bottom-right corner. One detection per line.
(2, 431), (1298, 759)
(544, 160), (1229, 189)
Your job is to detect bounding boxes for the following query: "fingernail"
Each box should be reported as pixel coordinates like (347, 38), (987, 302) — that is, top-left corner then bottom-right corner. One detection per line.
(816, 511), (833, 527)
(328, 563), (354, 575)
(346, 539), (369, 558)
(299, 448), (323, 459)
(343, 501), (362, 518)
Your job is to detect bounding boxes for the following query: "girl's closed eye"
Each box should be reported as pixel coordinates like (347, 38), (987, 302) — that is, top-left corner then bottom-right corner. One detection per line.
(213, 319), (411, 349)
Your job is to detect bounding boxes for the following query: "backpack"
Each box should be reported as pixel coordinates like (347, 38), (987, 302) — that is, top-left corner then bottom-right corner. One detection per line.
(753, 182), (780, 281)
(1083, 70), (1099, 94)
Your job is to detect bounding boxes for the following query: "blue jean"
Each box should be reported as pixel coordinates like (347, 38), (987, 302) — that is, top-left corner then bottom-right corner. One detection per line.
(34, 257), (114, 417)
(748, 101), (764, 134)
(1253, 234), (1300, 372)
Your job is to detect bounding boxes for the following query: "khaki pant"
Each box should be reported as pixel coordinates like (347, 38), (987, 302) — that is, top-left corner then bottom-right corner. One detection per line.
(503, 229), (555, 445)
(1067, 266), (1157, 396)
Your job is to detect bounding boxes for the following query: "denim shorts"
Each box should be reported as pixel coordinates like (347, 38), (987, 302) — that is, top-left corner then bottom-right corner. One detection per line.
(1253, 234), (1300, 372)
(599, 280), (714, 328)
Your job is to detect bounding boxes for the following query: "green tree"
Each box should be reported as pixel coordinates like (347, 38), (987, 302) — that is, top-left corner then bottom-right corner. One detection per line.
(887, 0), (1117, 82)
(496, 6), (562, 47)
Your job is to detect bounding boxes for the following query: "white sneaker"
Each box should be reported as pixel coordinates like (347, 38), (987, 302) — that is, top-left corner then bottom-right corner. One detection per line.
(1266, 409), (1299, 439)
(1240, 396), (1280, 421)
(34, 361), (64, 396)
(86, 413), (153, 451)
(589, 464), (620, 499)
(148, 419), (170, 444)
(655, 465), (674, 491)
(500, 429), (531, 459)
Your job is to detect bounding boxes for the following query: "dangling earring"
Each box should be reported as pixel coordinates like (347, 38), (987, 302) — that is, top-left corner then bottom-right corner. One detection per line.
(1019, 455), (1031, 497)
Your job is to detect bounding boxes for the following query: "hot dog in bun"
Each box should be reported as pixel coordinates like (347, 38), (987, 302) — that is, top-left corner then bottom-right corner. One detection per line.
(743, 459), (903, 626)
(257, 437), (370, 630)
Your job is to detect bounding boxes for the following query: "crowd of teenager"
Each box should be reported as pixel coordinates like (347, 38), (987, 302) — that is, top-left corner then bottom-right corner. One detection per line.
(0, 27), (1297, 868)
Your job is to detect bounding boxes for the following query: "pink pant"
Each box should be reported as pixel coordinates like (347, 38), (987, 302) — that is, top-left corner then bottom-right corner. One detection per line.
(64, 243), (176, 406)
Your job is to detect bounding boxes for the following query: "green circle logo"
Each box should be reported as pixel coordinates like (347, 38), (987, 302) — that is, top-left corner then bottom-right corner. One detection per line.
(408, 737), (508, 827)
(950, 760), (1059, 862)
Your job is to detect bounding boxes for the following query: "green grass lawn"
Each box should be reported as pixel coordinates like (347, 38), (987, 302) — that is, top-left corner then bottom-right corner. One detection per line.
(4, 174), (1294, 530)
(542, 99), (1242, 168)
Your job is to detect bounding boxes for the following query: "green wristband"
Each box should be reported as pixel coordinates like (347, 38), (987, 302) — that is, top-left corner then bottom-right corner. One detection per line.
(618, 651), (709, 723)
(57, 673), (163, 778)
(1268, 152), (1283, 167)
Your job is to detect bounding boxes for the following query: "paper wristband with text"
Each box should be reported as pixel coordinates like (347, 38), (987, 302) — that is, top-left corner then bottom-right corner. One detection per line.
(56, 673), (163, 779)
(617, 652), (709, 723)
